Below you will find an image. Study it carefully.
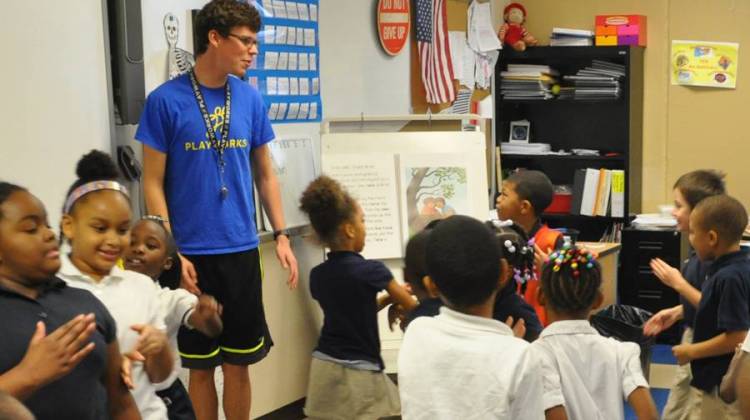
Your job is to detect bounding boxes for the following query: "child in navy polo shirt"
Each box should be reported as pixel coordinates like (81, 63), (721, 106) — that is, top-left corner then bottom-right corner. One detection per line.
(0, 182), (140, 419)
(672, 194), (750, 419)
(299, 175), (417, 420)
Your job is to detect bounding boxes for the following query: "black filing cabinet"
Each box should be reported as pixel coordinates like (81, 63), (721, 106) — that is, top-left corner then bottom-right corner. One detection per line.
(618, 227), (688, 344)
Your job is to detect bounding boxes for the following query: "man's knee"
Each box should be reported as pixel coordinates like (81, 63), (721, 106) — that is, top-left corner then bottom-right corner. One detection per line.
(221, 363), (250, 382)
(190, 368), (216, 384)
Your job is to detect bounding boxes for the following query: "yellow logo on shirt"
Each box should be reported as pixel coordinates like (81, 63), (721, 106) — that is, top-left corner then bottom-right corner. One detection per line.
(183, 105), (249, 152)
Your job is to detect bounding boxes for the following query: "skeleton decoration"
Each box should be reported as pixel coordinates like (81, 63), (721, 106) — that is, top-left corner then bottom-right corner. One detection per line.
(164, 13), (195, 80)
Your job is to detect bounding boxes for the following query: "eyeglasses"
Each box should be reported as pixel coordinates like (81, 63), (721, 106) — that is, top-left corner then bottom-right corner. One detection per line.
(227, 33), (258, 48)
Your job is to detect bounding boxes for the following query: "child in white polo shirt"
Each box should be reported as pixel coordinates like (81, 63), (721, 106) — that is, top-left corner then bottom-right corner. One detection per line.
(398, 215), (544, 419)
(58, 150), (172, 420)
(530, 245), (657, 420)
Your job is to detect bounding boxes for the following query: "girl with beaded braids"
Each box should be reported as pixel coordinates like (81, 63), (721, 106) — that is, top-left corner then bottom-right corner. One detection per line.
(528, 245), (658, 420)
(488, 220), (543, 342)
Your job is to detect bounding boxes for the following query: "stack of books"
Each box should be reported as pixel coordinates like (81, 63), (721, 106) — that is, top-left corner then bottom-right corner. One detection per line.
(562, 60), (626, 100)
(500, 142), (551, 155)
(499, 64), (559, 100)
(550, 28), (594, 46)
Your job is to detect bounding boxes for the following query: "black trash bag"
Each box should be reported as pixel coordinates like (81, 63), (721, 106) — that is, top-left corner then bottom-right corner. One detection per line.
(590, 304), (655, 378)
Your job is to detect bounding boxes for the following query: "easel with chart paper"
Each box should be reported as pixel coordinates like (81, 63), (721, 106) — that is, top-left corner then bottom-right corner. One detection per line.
(321, 115), (489, 260)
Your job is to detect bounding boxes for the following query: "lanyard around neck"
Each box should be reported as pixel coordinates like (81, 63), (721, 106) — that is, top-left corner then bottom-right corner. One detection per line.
(188, 70), (232, 165)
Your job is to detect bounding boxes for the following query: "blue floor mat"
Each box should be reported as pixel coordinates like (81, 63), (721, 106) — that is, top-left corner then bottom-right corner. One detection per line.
(651, 344), (677, 365)
(624, 388), (670, 419)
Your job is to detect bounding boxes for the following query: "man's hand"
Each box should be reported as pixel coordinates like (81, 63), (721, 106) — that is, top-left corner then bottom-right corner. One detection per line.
(275, 235), (298, 289)
(20, 314), (97, 387)
(178, 253), (201, 295)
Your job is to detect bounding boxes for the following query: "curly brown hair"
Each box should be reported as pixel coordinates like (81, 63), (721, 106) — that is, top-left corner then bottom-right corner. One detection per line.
(194, 0), (261, 56)
(299, 175), (357, 246)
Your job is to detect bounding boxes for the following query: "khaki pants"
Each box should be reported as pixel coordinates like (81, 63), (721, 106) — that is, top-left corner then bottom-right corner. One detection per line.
(662, 328), (694, 420)
(304, 358), (401, 420)
(687, 387), (742, 420)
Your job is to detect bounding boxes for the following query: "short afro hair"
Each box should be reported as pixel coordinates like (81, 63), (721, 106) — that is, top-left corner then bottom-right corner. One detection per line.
(299, 175), (357, 246)
(426, 215), (501, 308)
(692, 194), (748, 245)
(506, 170), (554, 216)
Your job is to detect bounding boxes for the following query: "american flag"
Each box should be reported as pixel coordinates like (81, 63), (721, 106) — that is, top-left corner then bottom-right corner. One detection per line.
(416, 0), (455, 104)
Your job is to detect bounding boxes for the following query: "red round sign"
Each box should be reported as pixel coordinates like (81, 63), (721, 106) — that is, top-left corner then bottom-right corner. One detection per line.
(377, 0), (410, 56)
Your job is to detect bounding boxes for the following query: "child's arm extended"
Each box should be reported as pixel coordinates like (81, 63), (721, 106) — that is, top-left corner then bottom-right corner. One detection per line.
(379, 279), (418, 312)
(627, 387), (658, 420)
(650, 258), (701, 307)
(186, 295), (223, 338)
(673, 330), (748, 365)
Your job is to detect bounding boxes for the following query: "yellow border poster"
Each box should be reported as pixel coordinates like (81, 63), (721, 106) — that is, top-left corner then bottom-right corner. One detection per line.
(671, 40), (739, 88)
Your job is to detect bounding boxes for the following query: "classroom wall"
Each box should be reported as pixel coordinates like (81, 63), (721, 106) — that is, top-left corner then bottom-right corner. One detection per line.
(0, 0), (113, 228)
(518, 0), (750, 211)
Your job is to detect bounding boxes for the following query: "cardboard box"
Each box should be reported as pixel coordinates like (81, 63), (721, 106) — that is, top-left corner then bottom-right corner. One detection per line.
(595, 35), (618, 46)
(594, 15), (647, 46)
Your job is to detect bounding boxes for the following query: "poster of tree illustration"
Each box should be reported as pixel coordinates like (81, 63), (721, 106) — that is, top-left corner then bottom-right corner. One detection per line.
(399, 154), (470, 240)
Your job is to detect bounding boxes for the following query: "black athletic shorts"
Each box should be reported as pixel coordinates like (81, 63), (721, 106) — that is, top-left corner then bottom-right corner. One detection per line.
(178, 248), (273, 368)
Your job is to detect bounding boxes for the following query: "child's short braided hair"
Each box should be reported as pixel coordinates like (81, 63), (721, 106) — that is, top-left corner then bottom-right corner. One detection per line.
(540, 245), (602, 314)
(486, 220), (535, 285)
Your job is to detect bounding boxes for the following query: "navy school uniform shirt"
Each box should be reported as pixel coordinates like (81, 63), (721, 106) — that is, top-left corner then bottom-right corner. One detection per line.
(310, 251), (393, 369)
(0, 277), (117, 419)
(680, 251), (711, 329)
(493, 279), (543, 342)
(691, 248), (750, 392)
(404, 281), (543, 342)
(135, 73), (274, 255)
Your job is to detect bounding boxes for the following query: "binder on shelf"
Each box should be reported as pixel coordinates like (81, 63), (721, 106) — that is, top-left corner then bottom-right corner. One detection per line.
(610, 169), (625, 217)
(571, 168), (586, 215)
(595, 169), (612, 217)
(580, 168), (600, 216)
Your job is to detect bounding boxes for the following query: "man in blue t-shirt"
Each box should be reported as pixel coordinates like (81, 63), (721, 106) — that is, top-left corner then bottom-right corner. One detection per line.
(135, 1), (298, 418)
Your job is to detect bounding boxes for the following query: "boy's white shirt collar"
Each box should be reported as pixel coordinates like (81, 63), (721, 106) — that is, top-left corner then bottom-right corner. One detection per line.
(439, 305), (515, 336)
(59, 253), (125, 284)
(540, 319), (597, 338)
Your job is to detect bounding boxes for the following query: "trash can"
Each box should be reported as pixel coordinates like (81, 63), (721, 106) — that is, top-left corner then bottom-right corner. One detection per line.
(590, 304), (655, 379)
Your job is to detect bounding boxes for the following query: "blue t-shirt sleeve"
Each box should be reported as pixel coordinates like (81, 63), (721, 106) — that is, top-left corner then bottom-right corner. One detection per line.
(365, 260), (393, 291)
(717, 273), (750, 332)
(135, 91), (172, 153)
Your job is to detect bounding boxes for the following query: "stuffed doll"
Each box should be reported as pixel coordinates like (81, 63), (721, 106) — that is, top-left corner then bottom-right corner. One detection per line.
(498, 3), (537, 51)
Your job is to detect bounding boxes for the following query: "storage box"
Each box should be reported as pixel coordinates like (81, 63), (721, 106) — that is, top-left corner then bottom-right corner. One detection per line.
(594, 15), (647, 47)
(595, 35), (618, 46)
(546, 192), (573, 214)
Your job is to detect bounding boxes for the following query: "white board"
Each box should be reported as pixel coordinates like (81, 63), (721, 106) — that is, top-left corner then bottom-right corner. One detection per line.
(322, 131), (489, 258)
(322, 154), (402, 259)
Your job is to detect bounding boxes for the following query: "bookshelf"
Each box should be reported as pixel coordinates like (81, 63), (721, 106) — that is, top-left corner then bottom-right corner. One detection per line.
(495, 46), (644, 241)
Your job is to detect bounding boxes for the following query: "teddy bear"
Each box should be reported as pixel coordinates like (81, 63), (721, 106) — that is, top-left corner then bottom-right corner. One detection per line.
(498, 3), (537, 51)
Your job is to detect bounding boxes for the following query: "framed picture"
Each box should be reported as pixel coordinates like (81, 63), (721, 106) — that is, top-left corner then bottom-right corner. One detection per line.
(509, 119), (531, 144)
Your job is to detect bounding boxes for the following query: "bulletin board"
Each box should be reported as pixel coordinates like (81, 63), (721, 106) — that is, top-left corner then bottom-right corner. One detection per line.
(410, 0), (494, 113)
(247, 0), (322, 123)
